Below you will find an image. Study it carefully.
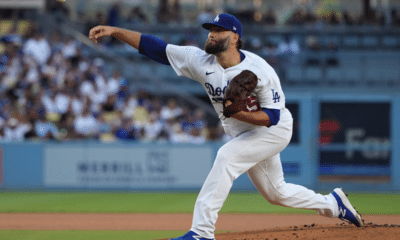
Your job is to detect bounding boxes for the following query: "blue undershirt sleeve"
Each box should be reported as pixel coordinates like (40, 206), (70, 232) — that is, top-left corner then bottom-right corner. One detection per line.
(138, 34), (170, 65)
(262, 108), (281, 126)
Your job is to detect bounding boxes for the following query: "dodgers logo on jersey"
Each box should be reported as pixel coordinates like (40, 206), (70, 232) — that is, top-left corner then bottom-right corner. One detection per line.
(204, 81), (229, 103)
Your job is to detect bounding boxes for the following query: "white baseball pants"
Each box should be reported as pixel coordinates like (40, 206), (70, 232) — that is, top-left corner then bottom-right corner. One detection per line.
(191, 108), (338, 239)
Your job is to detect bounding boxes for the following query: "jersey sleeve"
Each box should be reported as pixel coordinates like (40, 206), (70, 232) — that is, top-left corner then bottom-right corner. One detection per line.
(256, 70), (285, 110)
(166, 44), (202, 80)
(138, 34), (169, 65)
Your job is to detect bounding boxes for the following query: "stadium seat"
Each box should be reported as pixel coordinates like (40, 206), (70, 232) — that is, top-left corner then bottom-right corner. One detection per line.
(380, 58), (400, 82)
(267, 35), (284, 45)
(362, 36), (379, 48)
(305, 67), (323, 82)
(382, 35), (398, 48)
(339, 53), (362, 83)
(321, 35), (340, 48)
(342, 35), (360, 49)
(155, 64), (169, 77)
(137, 64), (153, 76)
(326, 67), (342, 82)
(168, 33), (184, 45)
(286, 67), (303, 83)
(364, 64), (381, 82)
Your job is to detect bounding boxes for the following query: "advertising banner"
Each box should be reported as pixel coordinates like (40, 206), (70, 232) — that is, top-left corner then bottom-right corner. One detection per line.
(319, 102), (391, 176)
(44, 145), (213, 189)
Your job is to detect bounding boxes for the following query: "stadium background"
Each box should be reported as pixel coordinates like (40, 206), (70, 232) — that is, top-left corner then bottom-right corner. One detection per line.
(0, 0), (399, 239)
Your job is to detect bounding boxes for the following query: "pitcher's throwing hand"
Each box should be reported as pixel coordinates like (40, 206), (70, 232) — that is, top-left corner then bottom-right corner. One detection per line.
(89, 26), (115, 43)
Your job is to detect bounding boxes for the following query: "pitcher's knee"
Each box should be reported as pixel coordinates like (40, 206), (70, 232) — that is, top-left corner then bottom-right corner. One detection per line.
(265, 184), (288, 205)
(215, 147), (235, 164)
(214, 149), (241, 180)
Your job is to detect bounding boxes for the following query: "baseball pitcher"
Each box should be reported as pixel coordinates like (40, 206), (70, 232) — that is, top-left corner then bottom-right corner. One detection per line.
(89, 13), (364, 240)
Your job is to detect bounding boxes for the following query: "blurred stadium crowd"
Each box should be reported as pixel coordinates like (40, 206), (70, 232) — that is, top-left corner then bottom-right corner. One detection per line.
(44, 0), (400, 29)
(0, 25), (233, 143)
(0, 0), (399, 143)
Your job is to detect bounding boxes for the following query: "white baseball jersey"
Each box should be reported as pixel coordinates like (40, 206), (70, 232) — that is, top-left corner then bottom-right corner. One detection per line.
(166, 44), (286, 137)
(165, 44), (339, 239)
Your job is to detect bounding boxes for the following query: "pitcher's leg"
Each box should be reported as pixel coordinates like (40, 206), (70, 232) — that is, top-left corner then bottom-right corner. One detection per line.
(191, 128), (289, 238)
(247, 154), (338, 218)
(190, 143), (252, 238)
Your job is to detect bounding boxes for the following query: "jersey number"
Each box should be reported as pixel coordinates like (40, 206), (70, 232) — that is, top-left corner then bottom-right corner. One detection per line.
(272, 89), (280, 103)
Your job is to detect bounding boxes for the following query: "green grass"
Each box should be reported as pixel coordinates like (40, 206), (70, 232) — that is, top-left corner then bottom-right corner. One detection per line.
(0, 230), (185, 240)
(0, 191), (399, 215)
(0, 191), (399, 240)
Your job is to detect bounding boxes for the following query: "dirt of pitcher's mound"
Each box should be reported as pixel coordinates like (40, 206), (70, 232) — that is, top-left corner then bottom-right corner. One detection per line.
(0, 213), (399, 239)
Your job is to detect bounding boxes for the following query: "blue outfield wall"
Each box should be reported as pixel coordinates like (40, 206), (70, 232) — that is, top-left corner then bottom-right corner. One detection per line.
(0, 94), (399, 192)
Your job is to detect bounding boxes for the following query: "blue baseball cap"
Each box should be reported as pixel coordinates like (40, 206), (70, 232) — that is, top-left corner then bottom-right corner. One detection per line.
(202, 14), (242, 38)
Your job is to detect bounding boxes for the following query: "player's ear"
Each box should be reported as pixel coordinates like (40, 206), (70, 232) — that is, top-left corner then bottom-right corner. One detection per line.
(232, 33), (239, 42)
(231, 33), (239, 47)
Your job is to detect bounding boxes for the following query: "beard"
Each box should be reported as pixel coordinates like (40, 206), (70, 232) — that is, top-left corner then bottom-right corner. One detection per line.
(204, 36), (230, 55)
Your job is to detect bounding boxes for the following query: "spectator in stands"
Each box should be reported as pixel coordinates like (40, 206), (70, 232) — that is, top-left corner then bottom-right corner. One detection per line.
(325, 13), (341, 25)
(125, 6), (148, 24)
(157, 0), (171, 23)
(94, 11), (108, 26)
(179, 106), (194, 133)
(34, 113), (59, 140)
(115, 116), (137, 141)
(170, 0), (182, 24)
(1, 25), (22, 47)
(276, 35), (300, 67)
(276, 35), (300, 55)
(136, 89), (153, 111)
(304, 9), (318, 26)
(246, 37), (263, 52)
(46, 0), (70, 23)
(121, 93), (138, 119)
(342, 10), (354, 26)
(160, 98), (183, 121)
(326, 41), (339, 67)
(263, 9), (277, 25)
(374, 9), (386, 26)
(260, 42), (278, 65)
(306, 36), (322, 51)
(286, 8), (306, 25)
(97, 112), (116, 143)
(25, 90), (46, 123)
(80, 71), (95, 97)
(61, 36), (79, 59)
(107, 70), (123, 96)
(169, 121), (190, 143)
(142, 111), (164, 141)
(108, 3), (121, 27)
(193, 108), (207, 131)
(88, 80), (107, 114)
(57, 112), (77, 140)
(197, 8), (215, 24)
(0, 26), (222, 143)
(69, 92), (84, 116)
(391, 8), (400, 26)
(73, 105), (99, 138)
(23, 30), (51, 66)
(305, 36), (322, 66)
(188, 127), (206, 144)
(4, 117), (31, 142)
(41, 89), (63, 121)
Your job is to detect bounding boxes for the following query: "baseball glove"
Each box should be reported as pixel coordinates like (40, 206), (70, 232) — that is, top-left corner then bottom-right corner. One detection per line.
(223, 70), (259, 118)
